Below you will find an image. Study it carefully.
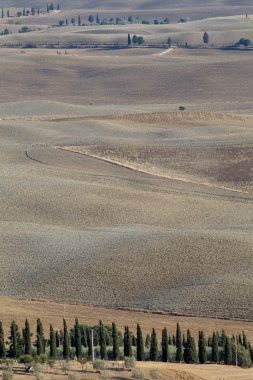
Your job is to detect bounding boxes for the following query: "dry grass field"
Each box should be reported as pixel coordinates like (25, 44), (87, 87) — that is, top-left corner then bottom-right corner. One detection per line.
(1, 361), (253, 380)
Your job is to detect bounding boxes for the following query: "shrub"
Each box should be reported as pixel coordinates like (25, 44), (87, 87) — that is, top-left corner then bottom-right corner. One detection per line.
(68, 372), (80, 380)
(61, 361), (70, 374)
(150, 368), (159, 379)
(238, 347), (252, 368)
(132, 368), (145, 379)
(124, 356), (136, 369)
(93, 359), (105, 371)
(19, 354), (33, 367)
(100, 371), (110, 380)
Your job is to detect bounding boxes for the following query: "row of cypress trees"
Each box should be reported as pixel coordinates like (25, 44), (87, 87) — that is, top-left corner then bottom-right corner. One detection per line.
(0, 319), (252, 367)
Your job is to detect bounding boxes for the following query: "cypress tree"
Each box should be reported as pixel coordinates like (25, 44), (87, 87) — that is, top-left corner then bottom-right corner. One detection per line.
(23, 319), (32, 355)
(112, 322), (119, 360)
(0, 321), (6, 358)
(87, 328), (92, 357)
(36, 319), (45, 355)
(145, 334), (151, 348)
(242, 331), (248, 349)
(124, 326), (132, 357)
(211, 332), (219, 363)
(161, 327), (169, 362)
(1, 8), (4, 18)
(55, 331), (60, 347)
(224, 337), (232, 365)
(63, 319), (70, 360)
(150, 328), (158, 361)
(184, 330), (197, 364)
(80, 326), (87, 347)
(49, 324), (57, 359)
(198, 331), (207, 364)
(78, 15), (81, 26)
(175, 323), (183, 362)
(99, 321), (106, 360)
(9, 321), (22, 359)
(128, 34), (131, 46)
(136, 323), (144, 361)
(74, 318), (82, 359)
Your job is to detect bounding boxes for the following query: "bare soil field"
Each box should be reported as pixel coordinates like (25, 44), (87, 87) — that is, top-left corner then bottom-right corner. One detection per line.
(0, 1), (253, 341)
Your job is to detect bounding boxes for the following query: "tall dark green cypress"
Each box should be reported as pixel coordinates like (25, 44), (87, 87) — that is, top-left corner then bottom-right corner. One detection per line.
(184, 330), (197, 364)
(112, 322), (119, 360)
(150, 328), (158, 361)
(55, 331), (60, 348)
(36, 319), (45, 355)
(23, 319), (32, 355)
(242, 331), (248, 349)
(0, 321), (6, 358)
(161, 327), (169, 362)
(74, 318), (82, 359)
(49, 324), (57, 359)
(211, 332), (219, 363)
(128, 33), (131, 46)
(9, 321), (22, 358)
(224, 337), (232, 365)
(175, 323), (183, 362)
(99, 321), (106, 360)
(124, 326), (132, 357)
(63, 319), (70, 360)
(136, 323), (144, 361)
(87, 328), (92, 357)
(198, 331), (207, 364)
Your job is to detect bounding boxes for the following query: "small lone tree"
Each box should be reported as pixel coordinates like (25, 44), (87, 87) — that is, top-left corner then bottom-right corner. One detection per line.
(203, 31), (209, 44)
(88, 15), (94, 23)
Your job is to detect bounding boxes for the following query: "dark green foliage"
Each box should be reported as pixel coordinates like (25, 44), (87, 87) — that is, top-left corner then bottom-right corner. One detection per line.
(242, 331), (248, 349)
(80, 326), (87, 347)
(0, 321), (6, 358)
(9, 321), (23, 358)
(63, 319), (70, 360)
(23, 319), (32, 355)
(112, 322), (119, 360)
(198, 331), (207, 364)
(184, 330), (197, 364)
(36, 319), (45, 356)
(74, 318), (82, 359)
(136, 324), (144, 361)
(49, 324), (57, 359)
(78, 15), (81, 26)
(212, 332), (219, 363)
(150, 328), (158, 361)
(87, 328), (92, 357)
(88, 15), (94, 23)
(99, 321), (106, 360)
(124, 326), (132, 358)
(145, 334), (151, 348)
(161, 327), (169, 362)
(128, 34), (131, 46)
(224, 337), (232, 365)
(175, 323), (183, 362)
(203, 31), (209, 44)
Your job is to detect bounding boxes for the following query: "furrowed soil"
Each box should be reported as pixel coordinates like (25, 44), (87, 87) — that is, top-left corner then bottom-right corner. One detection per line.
(0, 12), (252, 327)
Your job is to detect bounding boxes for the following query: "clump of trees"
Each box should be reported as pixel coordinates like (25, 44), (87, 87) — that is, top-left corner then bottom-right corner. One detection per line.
(237, 37), (251, 46)
(0, 318), (252, 370)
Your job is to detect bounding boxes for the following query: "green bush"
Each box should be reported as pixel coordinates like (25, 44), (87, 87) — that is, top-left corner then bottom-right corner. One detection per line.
(132, 368), (145, 379)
